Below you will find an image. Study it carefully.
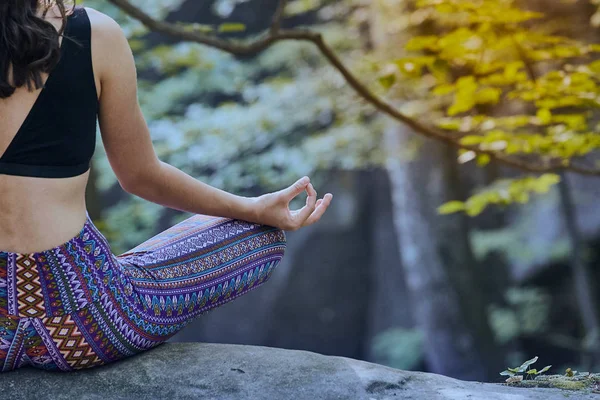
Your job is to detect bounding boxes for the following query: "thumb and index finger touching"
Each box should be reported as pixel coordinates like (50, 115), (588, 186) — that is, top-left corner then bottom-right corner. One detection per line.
(280, 176), (333, 226)
(281, 176), (317, 219)
(281, 176), (311, 202)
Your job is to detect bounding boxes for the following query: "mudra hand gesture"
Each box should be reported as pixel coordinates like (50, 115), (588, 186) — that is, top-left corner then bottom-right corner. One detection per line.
(252, 176), (333, 231)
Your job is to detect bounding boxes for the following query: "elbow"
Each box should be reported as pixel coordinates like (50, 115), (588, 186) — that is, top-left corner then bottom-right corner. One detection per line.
(119, 174), (141, 195)
(120, 177), (139, 195)
(119, 160), (162, 195)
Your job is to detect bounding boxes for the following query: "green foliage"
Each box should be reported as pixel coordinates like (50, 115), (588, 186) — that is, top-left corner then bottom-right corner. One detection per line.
(371, 328), (424, 370)
(500, 356), (552, 382)
(376, 0), (600, 215)
(488, 287), (551, 344)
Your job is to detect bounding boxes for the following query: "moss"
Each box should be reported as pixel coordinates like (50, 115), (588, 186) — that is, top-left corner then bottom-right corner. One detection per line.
(507, 374), (600, 392)
(550, 379), (588, 390)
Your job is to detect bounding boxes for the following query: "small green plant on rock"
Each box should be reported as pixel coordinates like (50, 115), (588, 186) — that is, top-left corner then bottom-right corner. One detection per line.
(500, 356), (552, 384)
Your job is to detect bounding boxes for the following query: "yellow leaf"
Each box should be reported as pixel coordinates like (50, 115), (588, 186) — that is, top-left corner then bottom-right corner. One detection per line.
(406, 36), (439, 51)
(456, 75), (477, 89)
(504, 62), (524, 80)
(466, 197), (487, 216)
(435, 3), (454, 14)
(217, 23), (246, 33)
(433, 84), (456, 95)
(448, 98), (475, 116)
(438, 201), (466, 215)
(588, 60), (600, 73)
(477, 154), (491, 166)
(476, 87), (502, 104)
(515, 192), (530, 203)
(436, 119), (462, 130)
(460, 135), (484, 145)
(536, 173), (561, 190)
(537, 109), (552, 124)
(378, 73), (396, 90)
(448, 77), (478, 116)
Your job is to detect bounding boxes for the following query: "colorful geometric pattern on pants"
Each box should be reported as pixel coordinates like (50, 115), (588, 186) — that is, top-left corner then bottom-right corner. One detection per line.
(0, 211), (286, 371)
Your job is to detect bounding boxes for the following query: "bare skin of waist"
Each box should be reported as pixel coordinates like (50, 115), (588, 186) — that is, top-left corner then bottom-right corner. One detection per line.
(0, 171), (89, 253)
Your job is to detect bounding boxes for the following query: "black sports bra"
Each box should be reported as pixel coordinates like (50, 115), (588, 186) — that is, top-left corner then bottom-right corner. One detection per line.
(0, 7), (98, 179)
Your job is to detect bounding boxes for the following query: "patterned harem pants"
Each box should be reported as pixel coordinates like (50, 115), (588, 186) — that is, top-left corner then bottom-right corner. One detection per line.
(0, 211), (286, 371)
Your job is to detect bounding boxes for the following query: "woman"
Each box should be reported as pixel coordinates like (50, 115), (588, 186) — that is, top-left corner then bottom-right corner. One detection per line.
(0, 0), (332, 371)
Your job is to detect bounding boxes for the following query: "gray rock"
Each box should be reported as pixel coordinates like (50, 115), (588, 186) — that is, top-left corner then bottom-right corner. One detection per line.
(0, 343), (595, 400)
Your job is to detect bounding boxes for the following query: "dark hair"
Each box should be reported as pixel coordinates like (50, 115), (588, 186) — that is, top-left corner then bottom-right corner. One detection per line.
(0, 0), (75, 99)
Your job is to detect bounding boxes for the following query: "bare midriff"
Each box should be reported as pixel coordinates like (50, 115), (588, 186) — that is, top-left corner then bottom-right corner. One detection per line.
(0, 170), (90, 253)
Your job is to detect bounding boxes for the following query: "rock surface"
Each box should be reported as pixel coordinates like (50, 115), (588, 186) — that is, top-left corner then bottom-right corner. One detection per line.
(0, 343), (597, 400)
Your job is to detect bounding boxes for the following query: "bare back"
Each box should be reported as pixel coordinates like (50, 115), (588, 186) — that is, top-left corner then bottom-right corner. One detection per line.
(0, 3), (192, 254)
(0, 7), (101, 253)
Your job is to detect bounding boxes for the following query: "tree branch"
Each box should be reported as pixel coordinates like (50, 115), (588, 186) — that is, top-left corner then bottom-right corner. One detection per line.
(106, 0), (600, 177)
(270, 0), (288, 34)
(511, 35), (537, 83)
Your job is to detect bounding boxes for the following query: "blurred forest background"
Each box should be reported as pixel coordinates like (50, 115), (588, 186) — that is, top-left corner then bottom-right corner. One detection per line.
(80, 0), (600, 382)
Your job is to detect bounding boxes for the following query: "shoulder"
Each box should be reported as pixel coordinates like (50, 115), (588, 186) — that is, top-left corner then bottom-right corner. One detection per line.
(83, 6), (133, 73)
(82, 7), (137, 87)
(83, 7), (127, 43)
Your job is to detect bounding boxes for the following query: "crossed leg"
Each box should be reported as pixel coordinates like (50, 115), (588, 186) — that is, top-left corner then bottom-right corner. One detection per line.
(0, 213), (287, 371)
(115, 213), (287, 328)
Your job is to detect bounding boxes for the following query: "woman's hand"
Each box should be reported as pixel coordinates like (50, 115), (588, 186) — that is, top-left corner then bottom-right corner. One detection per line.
(250, 176), (333, 231)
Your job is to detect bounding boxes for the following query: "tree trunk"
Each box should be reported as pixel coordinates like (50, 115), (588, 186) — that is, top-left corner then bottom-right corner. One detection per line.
(557, 172), (600, 367)
(369, 0), (503, 379)
(384, 126), (501, 380)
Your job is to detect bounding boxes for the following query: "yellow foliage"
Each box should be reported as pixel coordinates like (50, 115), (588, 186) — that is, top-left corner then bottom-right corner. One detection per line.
(374, 0), (600, 214)
(438, 174), (561, 216)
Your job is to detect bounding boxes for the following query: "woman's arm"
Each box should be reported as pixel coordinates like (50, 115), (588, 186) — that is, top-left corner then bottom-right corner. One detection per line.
(87, 8), (332, 229)
(120, 160), (260, 222)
